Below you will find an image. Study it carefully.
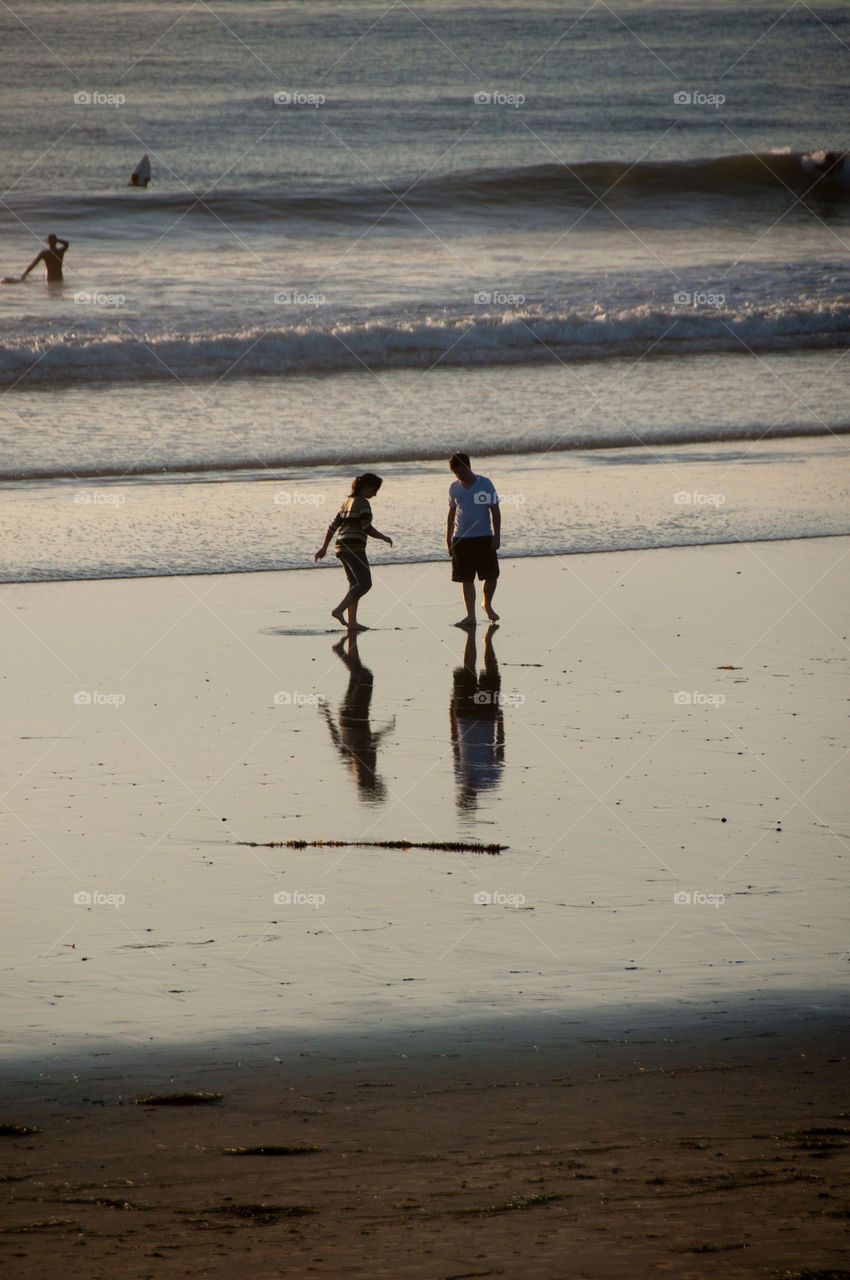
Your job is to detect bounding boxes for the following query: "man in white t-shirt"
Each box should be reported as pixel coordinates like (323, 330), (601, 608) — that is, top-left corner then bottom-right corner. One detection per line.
(446, 452), (501, 628)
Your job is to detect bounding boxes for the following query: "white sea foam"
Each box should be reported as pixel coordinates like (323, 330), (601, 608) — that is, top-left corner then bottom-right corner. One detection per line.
(2, 300), (848, 390)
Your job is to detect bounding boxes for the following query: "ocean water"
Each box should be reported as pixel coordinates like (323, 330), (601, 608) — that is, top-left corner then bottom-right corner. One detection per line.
(1, 0), (849, 579)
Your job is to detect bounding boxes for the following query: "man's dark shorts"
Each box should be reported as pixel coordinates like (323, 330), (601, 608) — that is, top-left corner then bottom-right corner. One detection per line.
(451, 535), (499, 583)
(336, 546), (372, 597)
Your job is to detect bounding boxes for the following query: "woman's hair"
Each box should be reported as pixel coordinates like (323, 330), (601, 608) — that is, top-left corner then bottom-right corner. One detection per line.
(351, 472), (382, 496)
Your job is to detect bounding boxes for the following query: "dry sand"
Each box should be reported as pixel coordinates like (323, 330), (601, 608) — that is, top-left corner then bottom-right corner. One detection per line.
(0, 1018), (848, 1278)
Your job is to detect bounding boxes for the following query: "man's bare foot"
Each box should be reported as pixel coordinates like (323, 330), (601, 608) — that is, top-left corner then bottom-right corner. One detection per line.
(454, 616), (476, 628)
(331, 607), (346, 625)
(349, 621), (369, 632)
(483, 606), (500, 622)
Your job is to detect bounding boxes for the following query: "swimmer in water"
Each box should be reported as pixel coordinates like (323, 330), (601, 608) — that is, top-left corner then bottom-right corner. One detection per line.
(20, 234), (69, 283)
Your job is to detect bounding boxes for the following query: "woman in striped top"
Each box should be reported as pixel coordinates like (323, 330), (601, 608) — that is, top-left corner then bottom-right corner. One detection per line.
(314, 473), (393, 630)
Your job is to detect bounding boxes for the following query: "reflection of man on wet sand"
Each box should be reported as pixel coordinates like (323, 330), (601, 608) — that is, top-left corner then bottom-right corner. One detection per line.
(320, 636), (395, 803)
(450, 623), (504, 814)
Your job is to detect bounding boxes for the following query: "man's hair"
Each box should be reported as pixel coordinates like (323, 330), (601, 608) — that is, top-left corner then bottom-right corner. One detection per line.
(449, 452), (471, 475)
(351, 472), (382, 496)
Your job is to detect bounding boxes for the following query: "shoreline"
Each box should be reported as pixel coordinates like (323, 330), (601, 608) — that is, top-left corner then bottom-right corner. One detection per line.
(2, 529), (848, 588)
(5, 433), (850, 582)
(6, 418), (850, 485)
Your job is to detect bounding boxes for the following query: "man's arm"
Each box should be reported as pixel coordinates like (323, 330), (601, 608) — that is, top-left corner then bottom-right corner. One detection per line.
(446, 504), (456, 549)
(491, 502), (501, 551)
(20, 251), (44, 280)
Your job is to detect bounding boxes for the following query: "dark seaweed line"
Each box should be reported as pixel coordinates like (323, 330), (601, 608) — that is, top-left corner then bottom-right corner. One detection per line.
(240, 839), (506, 854)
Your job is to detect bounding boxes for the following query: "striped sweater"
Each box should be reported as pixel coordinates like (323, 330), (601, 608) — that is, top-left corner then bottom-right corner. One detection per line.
(327, 494), (372, 552)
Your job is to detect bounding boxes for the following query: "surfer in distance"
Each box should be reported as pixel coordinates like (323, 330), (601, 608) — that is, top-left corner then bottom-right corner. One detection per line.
(820, 150), (848, 182)
(129, 155), (151, 187)
(20, 233), (69, 284)
(802, 149), (848, 184)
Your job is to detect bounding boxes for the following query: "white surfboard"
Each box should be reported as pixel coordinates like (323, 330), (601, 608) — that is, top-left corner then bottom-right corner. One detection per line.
(129, 154), (151, 187)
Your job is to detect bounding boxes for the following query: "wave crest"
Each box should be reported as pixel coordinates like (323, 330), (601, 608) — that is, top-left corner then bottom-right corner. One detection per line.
(2, 301), (849, 388)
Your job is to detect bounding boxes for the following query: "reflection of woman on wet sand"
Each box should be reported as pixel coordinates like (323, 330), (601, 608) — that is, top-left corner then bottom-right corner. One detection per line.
(320, 635), (395, 802)
(450, 623), (504, 814)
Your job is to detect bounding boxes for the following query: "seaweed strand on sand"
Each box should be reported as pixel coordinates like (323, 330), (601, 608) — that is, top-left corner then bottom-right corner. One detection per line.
(239, 838), (506, 854)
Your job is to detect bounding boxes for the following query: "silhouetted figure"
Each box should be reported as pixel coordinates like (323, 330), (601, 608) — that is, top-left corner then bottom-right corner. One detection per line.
(450, 624), (504, 814)
(447, 451), (501, 628)
(320, 635), (395, 803)
(129, 155), (151, 187)
(315, 473), (393, 631)
(802, 150), (849, 219)
(21, 234), (68, 283)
